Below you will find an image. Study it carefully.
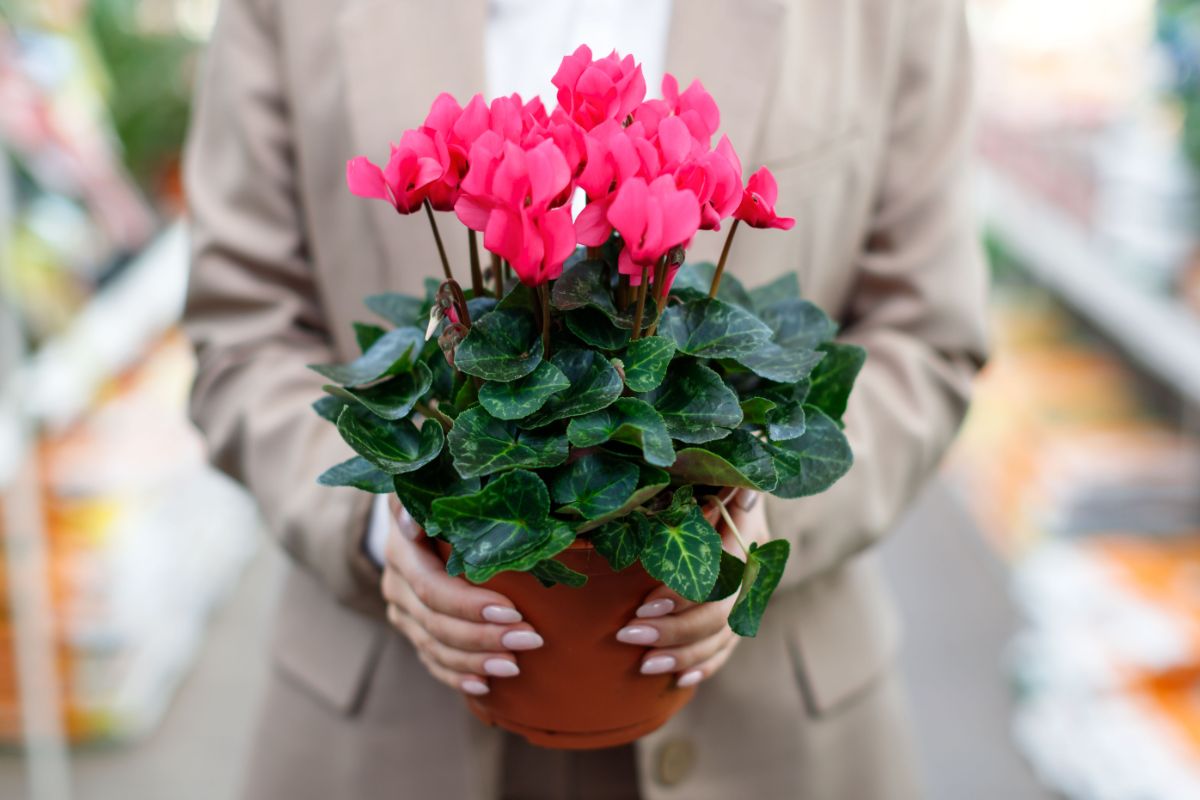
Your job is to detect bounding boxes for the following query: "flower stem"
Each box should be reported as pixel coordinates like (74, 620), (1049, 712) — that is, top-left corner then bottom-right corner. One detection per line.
(468, 230), (484, 297)
(709, 219), (740, 298)
(415, 401), (454, 431)
(490, 251), (502, 298)
(424, 200), (454, 281)
(630, 262), (650, 341)
(539, 283), (552, 358)
(714, 496), (751, 558)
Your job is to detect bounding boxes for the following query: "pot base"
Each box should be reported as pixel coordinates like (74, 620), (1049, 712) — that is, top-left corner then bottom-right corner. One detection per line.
(467, 695), (690, 750)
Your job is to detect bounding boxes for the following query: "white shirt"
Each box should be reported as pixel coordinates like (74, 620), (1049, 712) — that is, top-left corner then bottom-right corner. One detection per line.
(366, 0), (672, 565)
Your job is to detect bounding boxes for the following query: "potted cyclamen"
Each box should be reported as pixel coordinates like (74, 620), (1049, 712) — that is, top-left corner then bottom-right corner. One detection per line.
(312, 46), (863, 749)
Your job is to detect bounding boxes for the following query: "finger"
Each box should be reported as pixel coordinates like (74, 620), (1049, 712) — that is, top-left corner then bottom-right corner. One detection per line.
(387, 571), (544, 653)
(386, 526), (525, 625)
(389, 604), (495, 695)
(638, 627), (736, 676)
(676, 635), (739, 688)
(616, 596), (735, 649)
(633, 584), (696, 619)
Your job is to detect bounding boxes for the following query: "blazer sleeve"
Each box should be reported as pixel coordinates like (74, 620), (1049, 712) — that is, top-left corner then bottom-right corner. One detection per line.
(767, 0), (989, 588)
(182, 0), (384, 614)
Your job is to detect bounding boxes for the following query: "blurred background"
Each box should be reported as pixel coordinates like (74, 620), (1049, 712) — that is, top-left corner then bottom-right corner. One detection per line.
(2, 0), (1200, 798)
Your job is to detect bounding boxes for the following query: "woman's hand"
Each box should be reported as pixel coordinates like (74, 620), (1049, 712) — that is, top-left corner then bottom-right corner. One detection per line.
(381, 499), (544, 696)
(617, 490), (769, 687)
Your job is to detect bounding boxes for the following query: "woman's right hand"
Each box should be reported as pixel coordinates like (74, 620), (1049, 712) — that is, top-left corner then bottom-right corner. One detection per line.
(381, 499), (544, 696)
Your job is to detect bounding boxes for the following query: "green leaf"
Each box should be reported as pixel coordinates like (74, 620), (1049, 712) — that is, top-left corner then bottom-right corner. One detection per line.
(566, 398), (676, 468)
(520, 349), (622, 428)
(806, 342), (866, 423)
(621, 336), (676, 392)
(575, 465), (671, 533)
(454, 309), (542, 382)
(669, 262), (754, 309)
(742, 383), (809, 441)
(728, 539), (790, 637)
(766, 406), (853, 498)
(640, 504), (723, 602)
(354, 322), (387, 352)
(313, 395), (347, 423)
(748, 273), (800, 313)
(740, 396), (776, 424)
(552, 453), (640, 519)
(478, 360), (570, 421)
(309, 327), (425, 386)
(589, 512), (648, 572)
(551, 259), (617, 315)
(447, 406), (569, 479)
(668, 429), (779, 491)
(735, 341), (824, 383)
(431, 469), (576, 583)
(758, 298), (837, 351)
(565, 307), (631, 350)
(531, 559), (588, 588)
(643, 360), (743, 444)
(658, 298), (772, 359)
(323, 362), (433, 421)
(706, 550), (747, 602)
(365, 292), (425, 327)
(659, 485), (696, 525)
(336, 407), (445, 475)
(317, 456), (394, 493)
(391, 454), (481, 531)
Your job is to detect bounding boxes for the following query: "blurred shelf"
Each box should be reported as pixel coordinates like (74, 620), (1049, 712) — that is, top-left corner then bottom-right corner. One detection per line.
(977, 165), (1200, 408)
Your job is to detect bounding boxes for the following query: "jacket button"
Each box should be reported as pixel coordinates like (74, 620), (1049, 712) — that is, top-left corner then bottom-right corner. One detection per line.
(655, 738), (695, 786)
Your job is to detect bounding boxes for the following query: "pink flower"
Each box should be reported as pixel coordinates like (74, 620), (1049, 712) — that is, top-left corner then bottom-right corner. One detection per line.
(607, 175), (700, 285)
(661, 75), (720, 147)
(552, 45), (646, 131)
(675, 135), (743, 230)
(346, 128), (449, 214)
(734, 167), (795, 230)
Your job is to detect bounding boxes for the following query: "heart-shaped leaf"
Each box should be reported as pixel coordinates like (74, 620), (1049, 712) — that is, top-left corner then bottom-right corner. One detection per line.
(431, 469), (576, 583)
(658, 298), (772, 359)
(317, 456), (394, 493)
(575, 465), (671, 533)
(447, 406), (569, 479)
(589, 512), (649, 572)
(735, 341), (824, 383)
(742, 382), (810, 441)
(643, 360), (743, 444)
(313, 395), (347, 423)
(639, 503), (723, 602)
(566, 398), (676, 467)
(551, 258), (618, 315)
(728, 539), (790, 637)
(565, 307), (631, 350)
(454, 308), (542, 382)
(620, 336), (676, 392)
(766, 406), (853, 498)
(748, 272), (800, 313)
(323, 362), (433, 421)
(668, 262), (754, 309)
(520, 349), (623, 428)
(531, 559), (588, 588)
(552, 453), (640, 519)
(336, 406), (445, 475)
(391, 453), (481, 531)
(668, 429), (779, 491)
(806, 342), (866, 423)
(478, 360), (570, 421)
(354, 322), (387, 352)
(365, 293), (425, 327)
(309, 327), (425, 386)
(706, 550), (746, 602)
(758, 298), (837, 351)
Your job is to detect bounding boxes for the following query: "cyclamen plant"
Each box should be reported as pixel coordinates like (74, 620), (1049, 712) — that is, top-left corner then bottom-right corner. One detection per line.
(312, 46), (863, 637)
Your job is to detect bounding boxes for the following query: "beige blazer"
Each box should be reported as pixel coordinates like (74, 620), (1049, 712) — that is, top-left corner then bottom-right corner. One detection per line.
(183, 0), (987, 797)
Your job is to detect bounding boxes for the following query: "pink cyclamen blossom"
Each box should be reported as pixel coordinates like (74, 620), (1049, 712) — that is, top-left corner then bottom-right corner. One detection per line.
(552, 45), (646, 131)
(734, 167), (795, 230)
(346, 127), (449, 214)
(675, 134), (743, 230)
(607, 175), (700, 285)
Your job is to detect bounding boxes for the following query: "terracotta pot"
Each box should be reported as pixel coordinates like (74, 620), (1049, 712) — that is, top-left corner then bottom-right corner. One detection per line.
(433, 489), (735, 750)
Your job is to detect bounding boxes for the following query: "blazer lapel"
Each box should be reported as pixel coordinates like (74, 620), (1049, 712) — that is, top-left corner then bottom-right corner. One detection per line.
(337, 0), (486, 293)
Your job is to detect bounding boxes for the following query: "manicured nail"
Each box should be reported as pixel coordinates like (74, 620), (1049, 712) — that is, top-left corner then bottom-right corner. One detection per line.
(636, 599), (675, 618)
(677, 669), (704, 687)
(640, 655), (677, 675)
(483, 658), (520, 678)
(482, 605), (523, 624)
(501, 630), (544, 650)
(616, 625), (660, 645)
(461, 678), (489, 695)
(735, 490), (759, 511)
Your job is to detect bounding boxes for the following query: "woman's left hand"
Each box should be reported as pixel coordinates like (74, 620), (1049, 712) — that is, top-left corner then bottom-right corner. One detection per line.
(616, 489), (768, 688)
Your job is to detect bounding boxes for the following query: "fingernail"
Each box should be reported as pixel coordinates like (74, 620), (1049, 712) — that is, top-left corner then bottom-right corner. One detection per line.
(482, 605), (523, 624)
(641, 655), (677, 674)
(501, 630), (544, 650)
(461, 678), (489, 696)
(636, 599), (675, 618)
(483, 658), (520, 678)
(735, 490), (759, 511)
(616, 625), (660, 645)
(677, 669), (704, 687)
